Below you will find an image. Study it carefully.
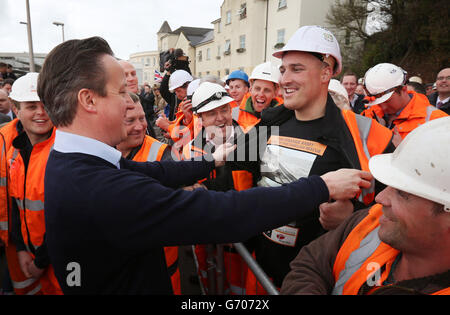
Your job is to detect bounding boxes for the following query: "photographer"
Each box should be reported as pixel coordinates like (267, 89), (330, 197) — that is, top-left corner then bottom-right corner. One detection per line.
(160, 48), (192, 121)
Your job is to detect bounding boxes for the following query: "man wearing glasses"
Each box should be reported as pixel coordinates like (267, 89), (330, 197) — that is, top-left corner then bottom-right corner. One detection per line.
(362, 63), (447, 145)
(428, 68), (450, 115)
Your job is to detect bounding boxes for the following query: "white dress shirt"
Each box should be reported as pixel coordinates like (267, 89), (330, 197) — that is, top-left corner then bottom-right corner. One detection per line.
(54, 130), (122, 169)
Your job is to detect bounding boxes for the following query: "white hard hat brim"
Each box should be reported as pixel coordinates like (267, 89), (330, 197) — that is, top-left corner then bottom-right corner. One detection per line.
(369, 154), (450, 211)
(9, 93), (40, 103)
(196, 96), (234, 114)
(366, 91), (394, 107)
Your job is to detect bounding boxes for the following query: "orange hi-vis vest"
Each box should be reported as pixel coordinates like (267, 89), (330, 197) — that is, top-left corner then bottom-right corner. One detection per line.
(0, 119), (19, 244)
(130, 135), (181, 295)
(232, 93), (284, 132)
(8, 128), (62, 295)
(332, 204), (450, 295)
(182, 129), (254, 295)
(133, 135), (169, 162)
(341, 109), (393, 205)
(361, 91), (448, 139)
(0, 119), (42, 295)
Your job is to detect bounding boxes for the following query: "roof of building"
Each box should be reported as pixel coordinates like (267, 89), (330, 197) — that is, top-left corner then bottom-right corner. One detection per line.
(157, 21), (172, 34)
(158, 22), (214, 47)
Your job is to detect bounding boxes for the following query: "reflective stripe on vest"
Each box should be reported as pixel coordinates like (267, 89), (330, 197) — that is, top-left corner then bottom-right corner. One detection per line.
(146, 141), (164, 162)
(232, 106), (240, 121)
(0, 141), (6, 187)
(342, 111), (379, 204)
(332, 226), (381, 295)
(16, 198), (45, 212)
(13, 277), (39, 290)
(426, 105), (437, 122)
(0, 221), (7, 231)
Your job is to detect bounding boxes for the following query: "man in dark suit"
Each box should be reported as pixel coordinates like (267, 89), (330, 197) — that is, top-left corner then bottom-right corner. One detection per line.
(428, 68), (450, 115)
(341, 72), (366, 114)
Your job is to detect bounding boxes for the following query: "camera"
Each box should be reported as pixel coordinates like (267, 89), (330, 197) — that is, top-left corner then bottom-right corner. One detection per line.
(160, 48), (191, 74)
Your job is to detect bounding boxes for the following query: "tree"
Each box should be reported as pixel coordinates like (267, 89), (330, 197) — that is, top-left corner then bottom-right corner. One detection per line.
(327, 0), (449, 82)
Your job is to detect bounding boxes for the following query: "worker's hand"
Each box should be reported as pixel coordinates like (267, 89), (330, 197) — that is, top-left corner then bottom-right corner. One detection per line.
(212, 143), (236, 167)
(28, 260), (45, 279)
(17, 251), (33, 278)
(321, 169), (373, 201)
(183, 183), (207, 191)
(319, 199), (354, 231)
(180, 98), (193, 126)
(156, 114), (170, 131)
(392, 126), (402, 147)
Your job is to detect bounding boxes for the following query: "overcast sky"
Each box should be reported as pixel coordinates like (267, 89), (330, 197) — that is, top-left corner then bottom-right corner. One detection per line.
(0, 0), (224, 60)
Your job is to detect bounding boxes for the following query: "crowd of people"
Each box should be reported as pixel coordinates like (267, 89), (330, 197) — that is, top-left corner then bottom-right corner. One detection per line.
(0, 25), (448, 296)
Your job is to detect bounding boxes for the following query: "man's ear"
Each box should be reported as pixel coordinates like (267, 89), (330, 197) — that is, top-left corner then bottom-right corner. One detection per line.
(77, 88), (97, 113)
(11, 102), (19, 117)
(321, 65), (333, 84)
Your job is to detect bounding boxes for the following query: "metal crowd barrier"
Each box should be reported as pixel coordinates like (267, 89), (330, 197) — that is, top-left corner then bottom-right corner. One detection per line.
(200, 243), (279, 295)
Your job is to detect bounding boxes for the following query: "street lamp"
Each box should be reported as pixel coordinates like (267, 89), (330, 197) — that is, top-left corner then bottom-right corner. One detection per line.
(20, 0), (35, 72)
(53, 21), (65, 42)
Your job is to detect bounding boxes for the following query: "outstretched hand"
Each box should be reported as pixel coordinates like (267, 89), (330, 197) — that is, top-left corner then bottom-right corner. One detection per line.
(212, 143), (236, 167)
(320, 169), (373, 201)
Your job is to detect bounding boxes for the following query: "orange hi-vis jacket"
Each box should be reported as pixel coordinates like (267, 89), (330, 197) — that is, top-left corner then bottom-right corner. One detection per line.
(0, 119), (42, 295)
(182, 125), (254, 295)
(232, 93), (284, 132)
(341, 109), (394, 205)
(361, 91), (448, 139)
(130, 135), (181, 295)
(8, 128), (62, 295)
(0, 119), (19, 244)
(332, 204), (450, 295)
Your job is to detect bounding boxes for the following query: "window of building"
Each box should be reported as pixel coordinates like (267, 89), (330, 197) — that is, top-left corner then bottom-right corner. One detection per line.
(198, 50), (202, 62)
(278, 0), (287, 9)
(224, 40), (231, 55)
(206, 48), (211, 60)
(225, 69), (230, 75)
(277, 29), (285, 44)
(218, 21), (222, 33)
(226, 10), (232, 24)
(239, 35), (246, 49)
(239, 3), (247, 19)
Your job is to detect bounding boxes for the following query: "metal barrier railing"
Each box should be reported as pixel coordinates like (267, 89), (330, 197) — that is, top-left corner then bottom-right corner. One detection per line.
(232, 242), (279, 295)
(197, 242), (279, 295)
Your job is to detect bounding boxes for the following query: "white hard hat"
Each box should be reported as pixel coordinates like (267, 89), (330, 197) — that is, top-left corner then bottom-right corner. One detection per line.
(168, 70), (193, 93)
(187, 79), (201, 96)
(9, 72), (40, 102)
(328, 79), (349, 102)
(408, 76), (423, 84)
(369, 116), (450, 212)
(273, 25), (343, 75)
(364, 63), (407, 106)
(249, 62), (281, 85)
(192, 82), (234, 114)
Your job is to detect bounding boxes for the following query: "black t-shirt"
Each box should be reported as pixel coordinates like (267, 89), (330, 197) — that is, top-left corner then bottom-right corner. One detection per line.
(254, 114), (352, 288)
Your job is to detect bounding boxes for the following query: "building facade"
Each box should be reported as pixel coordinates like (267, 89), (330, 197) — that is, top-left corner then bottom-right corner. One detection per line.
(130, 0), (337, 82)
